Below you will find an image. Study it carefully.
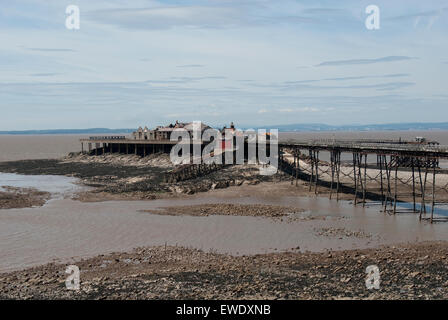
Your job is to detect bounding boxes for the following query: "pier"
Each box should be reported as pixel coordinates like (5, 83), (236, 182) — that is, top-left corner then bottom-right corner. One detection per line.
(80, 134), (448, 223)
(80, 136), (185, 157)
(278, 140), (448, 223)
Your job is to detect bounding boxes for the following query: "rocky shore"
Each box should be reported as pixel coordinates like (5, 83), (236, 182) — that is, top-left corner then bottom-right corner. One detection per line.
(0, 154), (285, 202)
(1, 242), (448, 300)
(145, 203), (304, 218)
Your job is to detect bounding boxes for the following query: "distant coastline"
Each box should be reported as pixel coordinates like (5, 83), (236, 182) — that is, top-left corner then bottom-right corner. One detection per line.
(2, 122), (448, 134)
(259, 122), (448, 132)
(0, 128), (135, 135)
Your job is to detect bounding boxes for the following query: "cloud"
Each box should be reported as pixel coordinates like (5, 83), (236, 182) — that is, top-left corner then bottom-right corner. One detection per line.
(85, 6), (252, 30)
(323, 73), (410, 81)
(29, 73), (61, 77)
(387, 7), (448, 22)
(315, 56), (416, 67)
(25, 48), (76, 52)
(176, 64), (205, 68)
(279, 107), (319, 113)
(249, 79), (415, 92)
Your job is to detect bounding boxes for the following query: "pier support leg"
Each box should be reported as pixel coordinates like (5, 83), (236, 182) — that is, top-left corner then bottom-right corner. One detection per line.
(336, 151), (341, 201)
(314, 151), (319, 195)
(393, 159), (398, 214)
(330, 151), (335, 199)
(420, 162), (428, 220)
(357, 154), (364, 205)
(291, 149), (296, 185)
(379, 154), (384, 205)
(412, 158), (416, 213)
(353, 153), (358, 205)
(383, 155), (392, 213)
(431, 163), (436, 223)
(362, 154), (367, 207)
(295, 149), (299, 187)
(309, 149), (314, 192)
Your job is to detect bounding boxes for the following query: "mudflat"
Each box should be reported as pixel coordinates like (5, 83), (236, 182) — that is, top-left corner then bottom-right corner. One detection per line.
(1, 242), (448, 299)
(0, 186), (50, 209)
(2, 152), (448, 299)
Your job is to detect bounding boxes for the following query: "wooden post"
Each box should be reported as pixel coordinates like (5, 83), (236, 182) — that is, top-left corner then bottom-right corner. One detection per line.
(291, 149), (296, 185)
(295, 149), (299, 187)
(420, 163), (428, 219)
(384, 155), (392, 213)
(336, 151), (341, 201)
(330, 150), (335, 199)
(357, 154), (364, 205)
(314, 151), (319, 195)
(362, 154), (367, 207)
(379, 154), (384, 205)
(309, 149), (314, 192)
(431, 163), (436, 223)
(393, 159), (398, 214)
(412, 158), (416, 212)
(353, 153), (358, 205)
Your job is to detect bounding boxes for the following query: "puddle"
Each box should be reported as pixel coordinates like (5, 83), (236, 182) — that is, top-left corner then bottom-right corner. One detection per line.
(0, 172), (84, 199)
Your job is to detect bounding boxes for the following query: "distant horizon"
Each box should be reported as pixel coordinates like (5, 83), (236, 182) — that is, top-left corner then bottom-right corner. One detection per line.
(2, 121), (448, 134)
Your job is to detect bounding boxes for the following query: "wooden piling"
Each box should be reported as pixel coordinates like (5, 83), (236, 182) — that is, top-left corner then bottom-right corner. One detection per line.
(393, 158), (398, 214)
(362, 154), (367, 207)
(314, 151), (319, 194)
(353, 153), (358, 205)
(379, 154), (384, 205)
(411, 158), (416, 212)
(330, 150), (335, 199)
(431, 163), (436, 223)
(336, 151), (341, 201)
(309, 149), (314, 192)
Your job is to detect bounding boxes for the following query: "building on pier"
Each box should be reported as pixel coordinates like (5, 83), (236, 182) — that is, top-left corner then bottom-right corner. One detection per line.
(132, 121), (212, 141)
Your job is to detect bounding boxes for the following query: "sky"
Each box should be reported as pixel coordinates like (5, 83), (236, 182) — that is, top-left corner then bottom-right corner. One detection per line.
(0, 0), (447, 130)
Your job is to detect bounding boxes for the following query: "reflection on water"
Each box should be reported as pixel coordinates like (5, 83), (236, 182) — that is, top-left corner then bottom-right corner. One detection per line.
(396, 202), (448, 217)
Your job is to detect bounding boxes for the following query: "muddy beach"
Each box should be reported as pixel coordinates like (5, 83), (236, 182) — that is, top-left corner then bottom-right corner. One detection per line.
(2, 152), (448, 299)
(0, 186), (50, 209)
(1, 242), (448, 300)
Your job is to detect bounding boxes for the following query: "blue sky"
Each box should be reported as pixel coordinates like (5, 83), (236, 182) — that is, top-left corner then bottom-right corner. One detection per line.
(1, 0), (447, 130)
